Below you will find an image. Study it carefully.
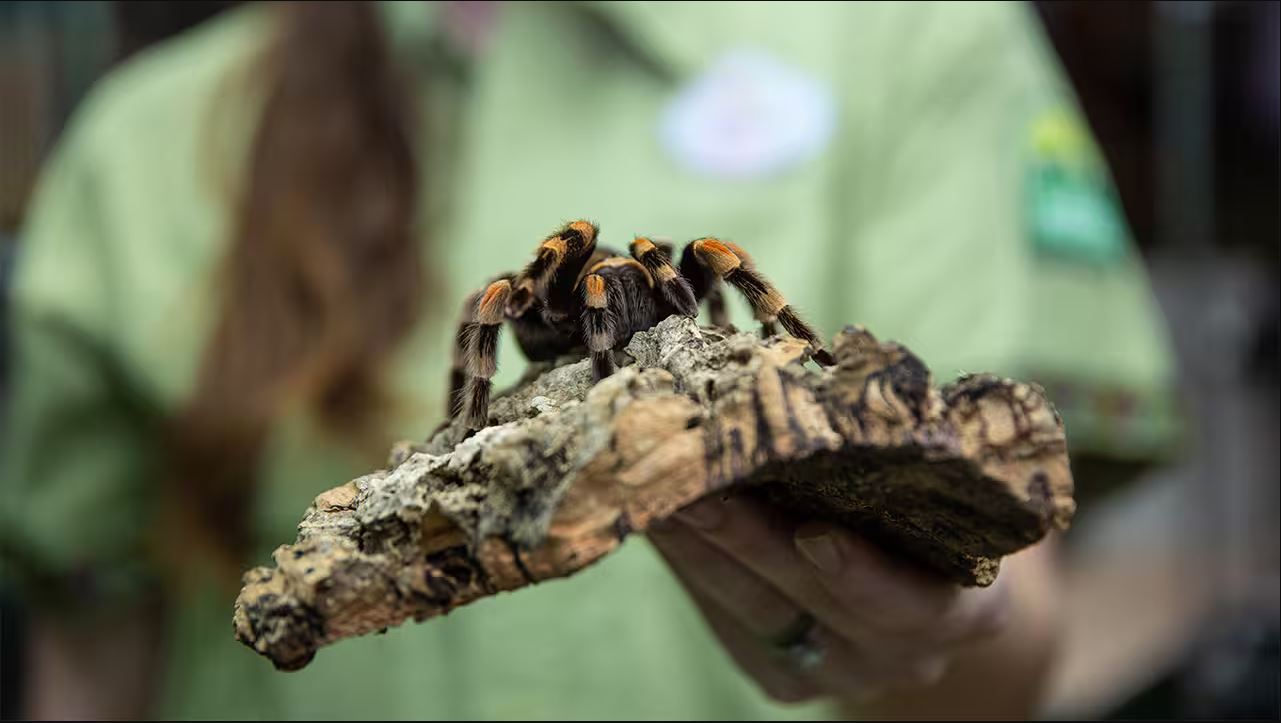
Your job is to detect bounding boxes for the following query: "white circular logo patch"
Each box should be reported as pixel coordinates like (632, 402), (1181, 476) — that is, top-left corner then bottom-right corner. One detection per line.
(660, 49), (837, 180)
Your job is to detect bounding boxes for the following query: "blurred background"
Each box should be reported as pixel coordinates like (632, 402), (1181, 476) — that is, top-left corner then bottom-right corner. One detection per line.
(0, 1), (1276, 719)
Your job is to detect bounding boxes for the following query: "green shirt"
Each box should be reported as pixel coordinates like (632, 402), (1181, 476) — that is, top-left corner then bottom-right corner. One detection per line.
(2, 2), (1179, 719)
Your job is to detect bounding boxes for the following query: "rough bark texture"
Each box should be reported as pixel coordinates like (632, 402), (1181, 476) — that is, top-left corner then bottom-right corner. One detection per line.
(233, 317), (1075, 671)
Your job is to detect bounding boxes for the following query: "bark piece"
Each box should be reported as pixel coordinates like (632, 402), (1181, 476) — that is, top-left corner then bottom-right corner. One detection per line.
(233, 317), (1075, 671)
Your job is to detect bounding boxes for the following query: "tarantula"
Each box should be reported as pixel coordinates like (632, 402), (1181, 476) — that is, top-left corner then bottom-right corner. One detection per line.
(449, 220), (836, 430)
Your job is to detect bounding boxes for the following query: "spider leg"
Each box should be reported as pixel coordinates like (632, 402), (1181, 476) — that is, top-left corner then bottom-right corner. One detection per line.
(655, 239), (720, 322)
(447, 287), (483, 419)
(684, 238), (836, 366)
(650, 239), (676, 261)
(691, 238), (779, 336)
(681, 238), (767, 333)
(678, 243), (729, 328)
(630, 237), (697, 317)
(654, 239), (720, 320)
(722, 241), (764, 334)
(507, 220), (599, 318)
(703, 284), (730, 328)
(581, 273), (619, 381)
(462, 278), (513, 429)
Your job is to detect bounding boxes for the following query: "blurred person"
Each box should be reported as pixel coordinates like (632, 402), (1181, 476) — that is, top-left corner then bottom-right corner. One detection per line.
(0, 1), (1180, 719)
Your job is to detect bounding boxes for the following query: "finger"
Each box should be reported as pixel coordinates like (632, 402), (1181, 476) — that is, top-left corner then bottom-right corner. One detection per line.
(794, 524), (958, 634)
(678, 493), (1006, 665)
(671, 495), (851, 630)
(808, 627), (954, 696)
(651, 530), (823, 704)
(795, 523), (1008, 644)
(675, 494), (1005, 658)
(654, 534), (908, 702)
(649, 519), (799, 639)
(651, 524), (956, 699)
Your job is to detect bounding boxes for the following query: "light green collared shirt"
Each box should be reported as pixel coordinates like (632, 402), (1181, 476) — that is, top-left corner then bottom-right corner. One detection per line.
(2, 2), (1179, 718)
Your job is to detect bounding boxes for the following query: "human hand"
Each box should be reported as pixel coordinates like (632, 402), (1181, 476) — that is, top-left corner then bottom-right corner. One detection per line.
(648, 491), (1014, 705)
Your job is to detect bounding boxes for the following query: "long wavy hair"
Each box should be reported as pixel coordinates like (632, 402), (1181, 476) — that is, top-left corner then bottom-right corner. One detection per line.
(166, 2), (424, 582)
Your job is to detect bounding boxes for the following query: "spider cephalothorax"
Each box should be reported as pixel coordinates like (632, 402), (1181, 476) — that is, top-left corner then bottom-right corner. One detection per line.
(449, 220), (836, 429)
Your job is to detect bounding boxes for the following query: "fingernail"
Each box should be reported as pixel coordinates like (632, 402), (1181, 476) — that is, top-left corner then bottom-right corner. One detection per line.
(675, 500), (724, 530)
(795, 532), (842, 575)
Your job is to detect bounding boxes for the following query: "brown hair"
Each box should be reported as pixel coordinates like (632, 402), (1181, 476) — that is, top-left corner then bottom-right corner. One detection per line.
(167, 2), (424, 581)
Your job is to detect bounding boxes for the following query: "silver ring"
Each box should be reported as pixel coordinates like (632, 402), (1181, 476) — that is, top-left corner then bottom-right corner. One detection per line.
(769, 612), (826, 672)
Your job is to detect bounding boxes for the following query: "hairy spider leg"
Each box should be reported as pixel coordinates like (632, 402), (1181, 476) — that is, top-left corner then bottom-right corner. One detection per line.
(463, 278), (513, 429)
(507, 219), (599, 318)
(580, 257), (665, 381)
(678, 243), (729, 328)
(630, 237), (697, 317)
(685, 238), (836, 366)
(581, 273), (618, 380)
(448, 287), (484, 418)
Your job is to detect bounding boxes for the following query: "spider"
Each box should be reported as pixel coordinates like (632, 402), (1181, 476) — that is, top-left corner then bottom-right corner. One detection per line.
(449, 220), (836, 430)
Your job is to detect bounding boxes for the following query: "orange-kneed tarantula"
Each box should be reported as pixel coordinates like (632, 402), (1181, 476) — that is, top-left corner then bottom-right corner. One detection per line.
(449, 220), (836, 430)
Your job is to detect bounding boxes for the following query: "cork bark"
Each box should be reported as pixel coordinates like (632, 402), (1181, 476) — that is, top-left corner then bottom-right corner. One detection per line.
(233, 317), (1075, 671)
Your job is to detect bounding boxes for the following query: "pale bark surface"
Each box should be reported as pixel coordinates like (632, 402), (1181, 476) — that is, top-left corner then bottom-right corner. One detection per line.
(233, 317), (1075, 671)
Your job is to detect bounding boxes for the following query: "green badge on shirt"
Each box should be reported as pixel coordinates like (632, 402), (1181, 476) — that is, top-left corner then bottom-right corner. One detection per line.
(1025, 107), (1127, 265)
